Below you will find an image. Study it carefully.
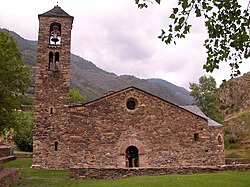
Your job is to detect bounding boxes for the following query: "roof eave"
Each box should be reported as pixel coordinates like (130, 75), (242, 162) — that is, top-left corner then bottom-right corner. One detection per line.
(38, 14), (74, 20)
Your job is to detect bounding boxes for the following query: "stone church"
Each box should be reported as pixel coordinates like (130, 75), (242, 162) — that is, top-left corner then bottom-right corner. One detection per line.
(32, 6), (225, 170)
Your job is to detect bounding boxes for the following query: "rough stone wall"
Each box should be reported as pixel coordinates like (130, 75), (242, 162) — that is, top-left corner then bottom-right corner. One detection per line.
(0, 147), (13, 158)
(69, 88), (225, 168)
(33, 16), (73, 169)
(70, 165), (250, 180)
(15, 154), (33, 158)
(226, 158), (250, 165)
(0, 168), (20, 187)
(205, 125), (225, 165)
(0, 156), (16, 165)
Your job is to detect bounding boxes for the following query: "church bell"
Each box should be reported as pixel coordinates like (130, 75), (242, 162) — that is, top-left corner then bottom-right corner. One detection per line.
(51, 25), (60, 44)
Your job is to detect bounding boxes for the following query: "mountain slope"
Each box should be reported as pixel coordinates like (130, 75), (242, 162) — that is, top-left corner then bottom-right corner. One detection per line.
(148, 78), (193, 105)
(219, 72), (250, 156)
(1, 28), (193, 105)
(219, 72), (250, 114)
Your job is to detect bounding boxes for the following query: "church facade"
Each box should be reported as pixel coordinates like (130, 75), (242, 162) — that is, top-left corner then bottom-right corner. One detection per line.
(32, 6), (225, 169)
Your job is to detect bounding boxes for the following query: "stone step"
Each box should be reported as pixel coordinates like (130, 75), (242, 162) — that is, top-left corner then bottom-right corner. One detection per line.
(0, 168), (20, 187)
(0, 156), (16, 164)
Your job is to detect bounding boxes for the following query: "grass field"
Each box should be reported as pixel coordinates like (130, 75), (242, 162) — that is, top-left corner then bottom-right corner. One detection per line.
(225, 148), (250, 158)
(4, 158), (250, 187)
(14, 150), (32, 154)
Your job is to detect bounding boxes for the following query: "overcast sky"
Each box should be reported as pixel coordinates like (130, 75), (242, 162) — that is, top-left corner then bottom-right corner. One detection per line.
(0, 0), (249, 90)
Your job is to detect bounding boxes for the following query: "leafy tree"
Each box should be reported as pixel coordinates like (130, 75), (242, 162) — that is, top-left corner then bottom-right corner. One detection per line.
(70, 89), (85, 104)
(189, 75), (223, 122)
(0, 31), (30, 129)
(13, 111), (33, 152)
(135, 0), (250, 77)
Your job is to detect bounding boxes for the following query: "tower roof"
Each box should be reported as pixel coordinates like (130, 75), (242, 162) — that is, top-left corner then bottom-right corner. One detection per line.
(39, 5), (74, 20)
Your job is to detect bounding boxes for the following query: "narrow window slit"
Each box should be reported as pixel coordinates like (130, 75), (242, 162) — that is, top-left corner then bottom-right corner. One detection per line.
(55, 141), (58, 151)
(194, 133), (199, 141)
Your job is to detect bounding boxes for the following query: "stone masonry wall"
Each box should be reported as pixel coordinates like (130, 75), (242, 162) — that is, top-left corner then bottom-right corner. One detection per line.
(0, 147), (13, 158)
(69, 88), (225, 168)
(70, 165), (250, 180)
(0, 168), (20, 187)
(226, 158), (250, 165)
(33, 15), (73, 169)
(15, 154), (33, 158)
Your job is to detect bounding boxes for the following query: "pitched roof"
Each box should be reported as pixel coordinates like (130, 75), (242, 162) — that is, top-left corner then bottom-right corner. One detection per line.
(71, 86), (177, 107)
(39, 5), (74, 19)
(181, 105), (222, 126)
(70, 86), (209, 122)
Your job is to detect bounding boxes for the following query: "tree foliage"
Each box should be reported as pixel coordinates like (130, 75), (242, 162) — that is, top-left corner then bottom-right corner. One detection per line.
(13, 111), (33, 152)
(189, 75), (223, 122)
(70, 89), (85, 104)
(135, 0), (250, 77)
(0, 31), (30, 129)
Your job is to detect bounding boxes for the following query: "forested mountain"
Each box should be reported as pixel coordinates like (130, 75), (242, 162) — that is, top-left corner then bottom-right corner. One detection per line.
(1, 28), (193, 105)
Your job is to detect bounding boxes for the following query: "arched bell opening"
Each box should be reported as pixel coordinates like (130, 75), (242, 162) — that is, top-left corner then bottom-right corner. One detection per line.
(49, 22), (61, 45)
(49, 51), (54, 71)
(54, 52), (60, 71)
(48, 52), (60, 71)
(125, 146), (139, 167)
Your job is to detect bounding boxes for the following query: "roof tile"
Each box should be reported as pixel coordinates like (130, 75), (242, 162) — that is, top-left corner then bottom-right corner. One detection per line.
(39, 5), (73, 19)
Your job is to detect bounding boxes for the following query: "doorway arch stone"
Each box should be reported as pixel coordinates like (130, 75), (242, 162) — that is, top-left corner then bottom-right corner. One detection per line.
(118, 139), (147, 167)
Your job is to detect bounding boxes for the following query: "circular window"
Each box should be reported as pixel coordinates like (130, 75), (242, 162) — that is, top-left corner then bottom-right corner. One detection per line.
(126, 99), (137, 110)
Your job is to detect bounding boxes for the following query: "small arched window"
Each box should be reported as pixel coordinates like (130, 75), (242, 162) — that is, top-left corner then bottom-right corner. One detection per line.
(49, 22), (61, 45)
(55, 52), (60, 71)
(55, 141), (58, 151)
(49, 107), (53, 114)
(49, 52), (53, 71)
(194, 133), (199, 141)
(218, 135), (223, 145)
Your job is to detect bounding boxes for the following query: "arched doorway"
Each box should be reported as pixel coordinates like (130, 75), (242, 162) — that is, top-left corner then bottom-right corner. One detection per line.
(125, 146), (139, 167)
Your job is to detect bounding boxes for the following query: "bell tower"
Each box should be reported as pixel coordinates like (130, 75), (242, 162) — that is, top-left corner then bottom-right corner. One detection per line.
(33, 5), (74, 169)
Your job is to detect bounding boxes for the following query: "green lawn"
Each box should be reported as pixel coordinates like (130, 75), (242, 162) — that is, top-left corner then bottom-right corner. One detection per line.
(14, 150), (32, 154)
(4, 158), (250, 187)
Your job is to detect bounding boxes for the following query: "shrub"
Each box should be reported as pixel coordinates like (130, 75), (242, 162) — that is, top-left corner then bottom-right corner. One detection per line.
(13, 111), (33, 152)
(225, 153), (241, 158)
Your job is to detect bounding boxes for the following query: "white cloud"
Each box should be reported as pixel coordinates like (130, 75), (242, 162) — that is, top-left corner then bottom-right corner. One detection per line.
(0, 0), (249, 89)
